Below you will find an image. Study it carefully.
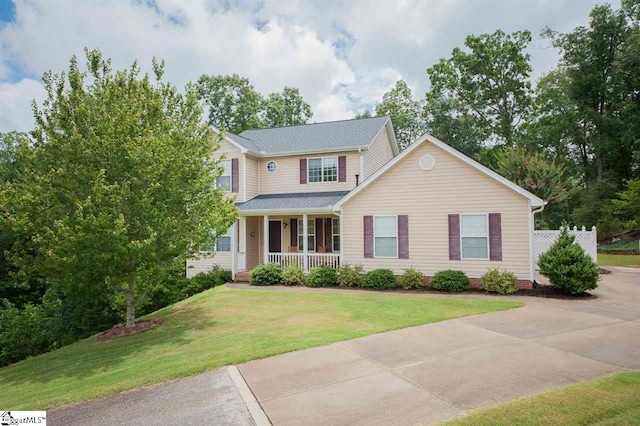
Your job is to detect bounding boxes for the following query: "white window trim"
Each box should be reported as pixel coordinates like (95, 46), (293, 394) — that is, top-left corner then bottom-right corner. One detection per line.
(373, 215), (398, 258)
(298, 218), (316, 252)
(217, 158), (232, 192)
(459, 213), (490, 260)
(200, 225), (232, 253)
(266, 160), (277, 173)
(307, 156), (338, 183)
(332, 217), (340, 251)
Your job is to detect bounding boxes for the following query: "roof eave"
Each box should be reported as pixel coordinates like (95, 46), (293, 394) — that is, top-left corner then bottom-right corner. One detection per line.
(238, 207), (338, 216)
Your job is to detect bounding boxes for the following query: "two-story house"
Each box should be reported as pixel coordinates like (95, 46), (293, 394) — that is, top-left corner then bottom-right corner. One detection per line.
(187, 116), (546, 288)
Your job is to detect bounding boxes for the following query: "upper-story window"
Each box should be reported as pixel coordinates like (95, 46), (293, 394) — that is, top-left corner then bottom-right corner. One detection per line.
(308, 156), (338, 183)
(216, 159), (231, 191)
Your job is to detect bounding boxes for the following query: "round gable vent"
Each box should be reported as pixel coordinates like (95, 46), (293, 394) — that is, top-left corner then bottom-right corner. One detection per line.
(419, 155), (436, 171)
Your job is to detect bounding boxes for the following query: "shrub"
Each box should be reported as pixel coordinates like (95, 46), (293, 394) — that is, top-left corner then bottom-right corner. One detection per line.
(362, 269), (397, 290)
(398, 267), (425, 289)
(480, 268), (518, 294)
(336, 264), (364, 287)
(306, 266), (337, 287)
(186, 267), (231, 295)
(538, 227), (599, 294)
(281, 265), (306, 286)
(429, 270), (470, 292)
(250, 263), (282, 286)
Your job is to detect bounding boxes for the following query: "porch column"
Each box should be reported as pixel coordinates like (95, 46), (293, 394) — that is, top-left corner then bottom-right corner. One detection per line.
(231, 220), (237, 281)
(263, 215), (269, 264)
(302, 213), (309, 272)
(338, 212), (343, 266)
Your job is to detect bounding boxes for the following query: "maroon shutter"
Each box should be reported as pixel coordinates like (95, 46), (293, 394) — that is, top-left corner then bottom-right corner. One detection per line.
(315, 218), (324, 250)
(300, 159), (307, 184)
(489, 213), (502, 261)
(338, 155), (347, 182)
(448, 214), (461, 260)
(324, 218), (333, 252)
(231, 158), (239, 193)
(398, 215), (409, 259)
(290, 218), (298, 248)
(364, 216), (373, 258)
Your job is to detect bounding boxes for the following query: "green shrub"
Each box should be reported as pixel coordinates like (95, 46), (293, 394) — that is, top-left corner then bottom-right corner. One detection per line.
(538, 227), (599, 294)
(306, 266), (337, 287)
(250, 263), (283, 286)
(398, 267), (426, 289)
(480, 268), (518, 294)
(429, 270), (470, 292)
(362, 269), (397, 290)
(281, 265), (306, 286)
(186, 267), (231, 295)
(336, 264), (364, 287)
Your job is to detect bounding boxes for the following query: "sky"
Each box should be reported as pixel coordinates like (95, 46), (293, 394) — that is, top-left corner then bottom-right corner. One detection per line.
(0, 0), (621, 132)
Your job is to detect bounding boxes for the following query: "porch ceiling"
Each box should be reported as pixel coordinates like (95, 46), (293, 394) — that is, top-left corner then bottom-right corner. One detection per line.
(236, 191), (349, 215)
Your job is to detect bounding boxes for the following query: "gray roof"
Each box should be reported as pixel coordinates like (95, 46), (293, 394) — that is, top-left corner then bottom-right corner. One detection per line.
(237, 191), (350, 212)
(229, 116), (390, 155)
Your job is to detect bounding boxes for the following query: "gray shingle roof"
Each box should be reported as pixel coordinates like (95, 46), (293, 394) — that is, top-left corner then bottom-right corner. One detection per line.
(237, 191), (350, 212)
(229, 116), (390, 155)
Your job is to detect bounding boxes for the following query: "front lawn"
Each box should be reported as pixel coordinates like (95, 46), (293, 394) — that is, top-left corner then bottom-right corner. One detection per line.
(598, 253), (640, 266)
(445, 371), (640, 425)
(0, 286), (520, 410)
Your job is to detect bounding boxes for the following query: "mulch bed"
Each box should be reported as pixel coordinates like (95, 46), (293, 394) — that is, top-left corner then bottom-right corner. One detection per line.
(96, 317), (164, 341)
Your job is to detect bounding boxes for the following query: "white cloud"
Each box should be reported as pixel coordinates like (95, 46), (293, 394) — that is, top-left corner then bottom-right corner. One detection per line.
(0, 78), (45, 132)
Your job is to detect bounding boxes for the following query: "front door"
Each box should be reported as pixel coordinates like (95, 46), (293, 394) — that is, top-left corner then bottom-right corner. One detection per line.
(268, 220), (282, 253)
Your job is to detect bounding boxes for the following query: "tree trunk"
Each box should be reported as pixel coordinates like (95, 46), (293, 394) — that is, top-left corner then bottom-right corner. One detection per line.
(126, 280), (135, 328)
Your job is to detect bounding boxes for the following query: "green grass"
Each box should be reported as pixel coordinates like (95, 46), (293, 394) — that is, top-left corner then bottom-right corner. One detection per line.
(0, 286), (521, 410)
(598, 253), (640, 266)
(599, 239), (640, 252)
(444, 371), (640, 425)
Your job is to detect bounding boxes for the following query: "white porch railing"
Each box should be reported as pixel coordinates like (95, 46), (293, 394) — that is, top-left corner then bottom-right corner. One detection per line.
(267, 252), (340, 270)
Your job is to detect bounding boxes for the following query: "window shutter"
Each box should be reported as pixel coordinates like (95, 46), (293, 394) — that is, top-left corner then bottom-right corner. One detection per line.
(231, 158), (239, 193)
(398, 215), (409, 259)
(315, 218), (324, 250)
(300, 159), (307, 184)
(290, 218), (298, 248)
(489, 213), (502, 261)
(364, 216), (373, 258)
(324, 218), (333, 252)
(448, 214), (461, 260)
(338, 155), (347, 182)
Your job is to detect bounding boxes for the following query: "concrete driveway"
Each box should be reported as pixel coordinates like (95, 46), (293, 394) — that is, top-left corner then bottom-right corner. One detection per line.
(238, 267), (640, 425)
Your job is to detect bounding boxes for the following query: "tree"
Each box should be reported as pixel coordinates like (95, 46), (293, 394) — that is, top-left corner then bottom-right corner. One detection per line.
(355, 110), (372, 119)
(3, 49), (237, 328)
(192, 74), (264, 134)
(262, 87), (312, 127)
(375, 80), (425, 150)
(612, 179), (640, 229)
(427, 30), (533, 147)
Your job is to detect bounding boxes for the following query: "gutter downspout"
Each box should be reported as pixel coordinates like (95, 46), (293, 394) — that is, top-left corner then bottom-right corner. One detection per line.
(529, 203), (546, 285)
(358, 147), (364, 182)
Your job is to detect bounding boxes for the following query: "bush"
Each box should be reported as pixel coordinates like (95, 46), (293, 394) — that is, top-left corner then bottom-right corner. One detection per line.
(336, 264), (364, 287)
(429, 270), (470, 292)
(306, 266), (337, 287)
(250, 263), (283, 286)
(281, 265), (306, 286)
(398, 267), (426, 290)
(538, 227), (599, 294)
(362, 269), (397, 290)
(480, 268), (518, 294)
(186, 267), (231, 295)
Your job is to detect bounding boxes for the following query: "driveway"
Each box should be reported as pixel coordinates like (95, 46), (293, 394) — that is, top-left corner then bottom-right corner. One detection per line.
(238, 267), (640, 425)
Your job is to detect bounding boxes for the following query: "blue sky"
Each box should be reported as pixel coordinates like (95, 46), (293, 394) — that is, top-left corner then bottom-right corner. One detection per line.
(0, 0), (621, 132)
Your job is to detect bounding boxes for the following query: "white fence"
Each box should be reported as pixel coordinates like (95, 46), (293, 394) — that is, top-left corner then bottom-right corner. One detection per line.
(533, 226), (597, 267)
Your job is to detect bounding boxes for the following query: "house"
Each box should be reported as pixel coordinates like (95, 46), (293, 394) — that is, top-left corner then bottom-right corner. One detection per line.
(187, 116), (546, 288)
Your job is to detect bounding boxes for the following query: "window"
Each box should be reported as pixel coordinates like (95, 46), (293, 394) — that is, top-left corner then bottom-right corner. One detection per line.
(461, 214), (488, 259)
(332, 218), (340, 252)
(308, 156), (338, 183)
(297, 218), (315, 252)
(216, 159), (231, 191)
(374, 216), (397, 257)
(215, 226), (232, 252)
(266, 161), (277, 173)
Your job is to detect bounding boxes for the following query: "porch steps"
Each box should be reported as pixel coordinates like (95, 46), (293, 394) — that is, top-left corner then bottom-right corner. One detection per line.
(234, 271), (251, 282)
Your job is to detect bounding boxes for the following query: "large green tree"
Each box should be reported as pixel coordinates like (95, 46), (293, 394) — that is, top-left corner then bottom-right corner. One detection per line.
(427, 30), (533, 147)
(375, 80), (425, 150)
(262, 87), (313, 127)
(3, 50), (237, 328)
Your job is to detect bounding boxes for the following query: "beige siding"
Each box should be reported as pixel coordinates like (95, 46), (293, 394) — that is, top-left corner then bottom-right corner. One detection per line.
(245, 216), (260, 269)
(186, 219), (240, 278)
(341, 142), (532, 279)
(258, 151), (359, 194)
(245, 155), (259, 200)
(363, 127), (394, 180)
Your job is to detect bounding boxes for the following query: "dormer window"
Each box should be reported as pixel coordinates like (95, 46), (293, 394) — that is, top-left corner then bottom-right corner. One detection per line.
(308, 156), (338, 183)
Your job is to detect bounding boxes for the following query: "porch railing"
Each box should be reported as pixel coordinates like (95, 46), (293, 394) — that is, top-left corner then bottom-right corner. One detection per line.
(267, 252), (340, 270)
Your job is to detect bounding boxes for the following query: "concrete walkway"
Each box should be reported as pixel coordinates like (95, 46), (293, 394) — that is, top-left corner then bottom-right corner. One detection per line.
(238, 267), (640, 425)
